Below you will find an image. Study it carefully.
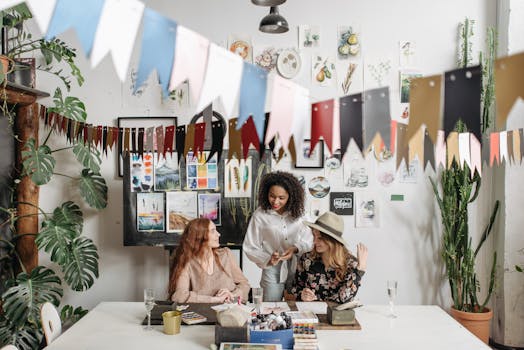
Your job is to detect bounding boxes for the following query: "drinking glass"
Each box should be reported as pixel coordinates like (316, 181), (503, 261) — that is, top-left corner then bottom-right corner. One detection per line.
(387, 280), (398, 318)
(144, 288), (155, 330)
(252, 288), (263, 315)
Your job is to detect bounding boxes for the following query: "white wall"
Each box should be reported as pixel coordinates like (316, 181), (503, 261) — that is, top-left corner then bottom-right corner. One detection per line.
(32, 0), (499, 310)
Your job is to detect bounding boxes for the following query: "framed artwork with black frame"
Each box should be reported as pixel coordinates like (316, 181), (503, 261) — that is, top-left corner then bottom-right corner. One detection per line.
(294, 139), (324, 168)
(117, 116), (178, 177)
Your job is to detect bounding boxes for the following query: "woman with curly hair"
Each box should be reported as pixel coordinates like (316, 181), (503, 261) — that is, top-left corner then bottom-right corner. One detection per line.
(289, 211), (368, 303)
(169, 218), (250, 303)
(243, 171), (313, 301)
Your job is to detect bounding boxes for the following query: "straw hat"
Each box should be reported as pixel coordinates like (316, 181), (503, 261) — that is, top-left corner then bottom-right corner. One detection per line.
(304, 211), (347, 246)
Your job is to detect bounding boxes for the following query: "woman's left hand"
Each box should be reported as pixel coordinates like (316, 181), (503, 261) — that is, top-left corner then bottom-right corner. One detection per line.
(216, 289), (234, 303)
(279, 246), (298, 261)
(356, 243), (368, 271)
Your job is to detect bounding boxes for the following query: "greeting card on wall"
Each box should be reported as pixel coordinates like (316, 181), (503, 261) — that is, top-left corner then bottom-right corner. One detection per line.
(298, 25), (321, 49)
(398, 158), (419, 183)
(228, 34), (253, 62)
(154, 152), (180, 191)
(166, 191), (197, 233)
(186, 151), (218, 190)
(130, 153), (154, 192)
(312, 55), (336, 87)
(330, 192), (354, 215)
(343, 153), (369, 188)
(400, 70), (422, 103)
(337, 25), (361, 59)
(355, 194), (379, 228)
(399, 41), (417, 67)
(198, 192), (221, 225)
(254, 46), (278, 72)
(224, 158), (252, 198)
(136, 192), (165, 231)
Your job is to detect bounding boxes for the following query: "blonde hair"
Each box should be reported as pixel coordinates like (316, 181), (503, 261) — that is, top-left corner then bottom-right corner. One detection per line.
(311, 233), (351, 282)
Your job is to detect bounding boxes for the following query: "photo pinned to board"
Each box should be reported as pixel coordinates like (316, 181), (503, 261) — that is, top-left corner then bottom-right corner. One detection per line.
(337, 25), (361, 59)
(224, 158), (252, 198)
(254, 46), (278, 72)
(400, 70), (423, 103)
(154, 152), (180, 191)
(355, 193), (379, 228)
(228, 34), (253, 62)
(137, 192), (165, 231)
(166, 192), (198, 233)
(186, 151), (218, 190)
(198, 192), (221, 226)
(308, 176), (330, 199)
(399, 40), (417, 67)
(298, 25), (321, 49)
(130, 152), (154, 192)
(398, 158), (419, 183)
(312, 55), (336, 87)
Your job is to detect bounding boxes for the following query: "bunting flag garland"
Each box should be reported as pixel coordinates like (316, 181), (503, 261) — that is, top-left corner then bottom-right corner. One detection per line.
(507, 130), (514, 164)
(443, 66), (482, 143)
(363, 87), (391, 152)
(339, 93), (363, 158)
(228, 118), (242, 160)
(408, 74), (442, 144)
(193, 122), (206, 155)
(117, 127), (123, 157)
(107, 126), (114, 151)
(169, 26), (210, 105)
(175, 126), (185, 161)
(495, 52), (524, 129)
(395, 123), (409, 169)
(458, 132), (471, 169)
(207, 120), (225, 163)
(310, 99), (335, 155)
(46, 0), (105, 56)
(513, 129), (521, 164)
(499, 130), (508, 164)
(156, 126), (164, 158)
(470, 135), (482, 177)
(164, 125), (174, 156)
(197, 43), (244, 117)
(145, 127), (155, 154)
(265, 76), (297, 152)
(91, 0), (145, 81)
(489, 132), (500, 166)
(241, 117), (260, 160)
(447, 132), (459, 168)
(237, 62), (268, 141)
(184, 124), (195, 159)
(423, 128), (435, 171)
(123, 127), (130, 155)
(134, 7), (177, 97)
(102, 126), (108, 154)
(291, 86), (310, 150)
(130, 128), (136, 152)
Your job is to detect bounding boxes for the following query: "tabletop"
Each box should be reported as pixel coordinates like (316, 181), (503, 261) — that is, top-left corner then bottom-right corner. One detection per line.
(44, 302), (491, 350)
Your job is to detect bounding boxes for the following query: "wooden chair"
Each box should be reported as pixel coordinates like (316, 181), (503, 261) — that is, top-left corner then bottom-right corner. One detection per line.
(0, 344), (19, 350)
(40, 302), (62, 345)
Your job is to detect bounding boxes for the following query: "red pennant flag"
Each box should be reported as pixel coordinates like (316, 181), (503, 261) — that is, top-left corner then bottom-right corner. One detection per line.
(164, 125), (175, 156)
(490, 132), (500, 166)
(311, 99), (334, 155)
(193, 122), (206, 155)
(241, 117), (260, 159)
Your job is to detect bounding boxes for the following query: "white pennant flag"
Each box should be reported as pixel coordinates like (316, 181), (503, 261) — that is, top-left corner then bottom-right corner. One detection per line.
(0, 0), (24, 12)
(292, 85), (310, 144)
(26, 0), (56, 34)
(196, 43), (243, 117)
(91, 0), (144, 81)
(499, 130), (508, 164)
(458, 132), (471, 169)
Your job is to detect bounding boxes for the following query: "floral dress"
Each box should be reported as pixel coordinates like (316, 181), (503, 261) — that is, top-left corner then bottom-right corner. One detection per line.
(289, 251), (365, 304)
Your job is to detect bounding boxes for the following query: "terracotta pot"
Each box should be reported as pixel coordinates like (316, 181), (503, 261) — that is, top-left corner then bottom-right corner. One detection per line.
(0, 55), (10, 75)
(450, 306), (493, 344)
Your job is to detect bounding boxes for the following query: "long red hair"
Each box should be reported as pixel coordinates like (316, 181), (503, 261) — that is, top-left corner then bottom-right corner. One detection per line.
(168, 218), (225, 297)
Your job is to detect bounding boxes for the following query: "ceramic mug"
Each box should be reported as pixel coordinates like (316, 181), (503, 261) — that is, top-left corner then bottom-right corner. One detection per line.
(162, 310), (182, 335)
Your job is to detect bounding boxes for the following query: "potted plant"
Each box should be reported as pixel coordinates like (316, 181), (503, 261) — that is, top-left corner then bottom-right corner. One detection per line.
(430, 19), (499, 344)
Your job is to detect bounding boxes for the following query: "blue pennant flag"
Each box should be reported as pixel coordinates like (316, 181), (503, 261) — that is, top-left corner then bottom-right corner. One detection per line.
(237, 62), (268, 140)
(46, 0), (105, 56)
(135, 8), (177, 97)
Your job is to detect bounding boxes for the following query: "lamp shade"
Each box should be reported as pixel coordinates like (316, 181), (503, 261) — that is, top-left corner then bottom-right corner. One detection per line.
(252, 0), (286, 6)
(259, 6), (289, 34)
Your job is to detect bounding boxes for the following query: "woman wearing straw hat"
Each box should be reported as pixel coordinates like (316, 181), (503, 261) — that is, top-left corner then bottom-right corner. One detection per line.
(289, 211), (368, 303)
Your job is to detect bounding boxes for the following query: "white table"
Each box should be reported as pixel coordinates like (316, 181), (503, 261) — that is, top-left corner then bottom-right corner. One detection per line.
(44, 302), (491, 350)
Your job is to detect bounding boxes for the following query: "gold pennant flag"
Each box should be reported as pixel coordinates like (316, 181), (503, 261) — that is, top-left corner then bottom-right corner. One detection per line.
(447, 132), (459, 168)
(513, 129), (521, 164)
(408, 126), (424, 165)
(396, 123), (409, 169)
(407, 75), (442, 144)
(495, 52), (524, 129)
(184, 124), (195, 158)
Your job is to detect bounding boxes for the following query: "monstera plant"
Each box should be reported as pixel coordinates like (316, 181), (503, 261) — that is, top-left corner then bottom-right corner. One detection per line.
(0, 37), (107, 350)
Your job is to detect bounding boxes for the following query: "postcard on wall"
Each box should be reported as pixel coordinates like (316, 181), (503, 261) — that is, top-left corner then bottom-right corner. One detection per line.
(154, 152), (180, 191)
(198, 192), (221, 226)
(400, 70), (422, 103)
(312, 55), (336, 87)
(337, 25), (361, 59)
(398, 158), (419, 183)
(130, 153), (154, 192)
(253, 46), (278, 72)
(399, 40), (417, 67)
(330, 192), (354, 215)
(186, 151), (218, 190)
(224, 158), (252, 198)
(298, 25), (321, 49)
(355, 194), (379, 228)
(338, 60), (362, 95)
(343, 157), (369, 188)
(166, 191), (198, 233)
(137, 192), (165, 231)
(168, 80), (190, 108)
(228, 34), (253, 62)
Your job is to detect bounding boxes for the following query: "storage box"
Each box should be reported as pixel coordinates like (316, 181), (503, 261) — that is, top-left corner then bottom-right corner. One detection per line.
(249, 328), (293, 350)
(327, 305), (356, 325)
(215, 325), (248, 346)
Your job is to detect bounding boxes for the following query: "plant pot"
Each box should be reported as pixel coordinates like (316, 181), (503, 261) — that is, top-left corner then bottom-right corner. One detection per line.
(450, 306), (493, 344)
(0, 55), (9, 74)
(7, 58), (36, 88)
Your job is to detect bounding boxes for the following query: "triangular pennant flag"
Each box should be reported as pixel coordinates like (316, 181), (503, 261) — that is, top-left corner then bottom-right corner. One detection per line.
(175, 126), (185, 161)
(197, 43), (243, 117)
(291, 86), (310, 150)
(259, 113), (271, 160)
(207, 120), (225, 163)
(495, 52), (524, 129)
(458, 132), (471, 169)
(470, 135), (481, 177)
(396, 123), (409, 170)
(156, 126), (164, 159)
(184, 124), (195, 158)
(520, 129), (524, 164)
(311, 99), (335, 155)
(169, 26), (209, 105)
(107, 126), (114, 151)
(447, 132), (459, 169)
(481, 134), (490, 166)
(408, 126), (424, 165)
(363, 87), (391, 151)
(228, 118), (242, 160)
(46, 0), (104, 56)
(26, 0), (57, 34)
(489, 132), (500, 166)
(241, 117), (260, 160)
(435, 130), (446, 169)
(193, 122), (206, 155)
(145, 127), (155, 154)
(102, 126), (108, 155)
(499, 130), (508, 164)
(408, 74), (442, 144)
(513, 129), (521, 164)
(390, 120), (397, 154)
(134, 8), (177, 97)
(443, 66), (482, 142)
(507, 130), (514, 164)
(137, 128), (144, 156)
(265, 76), (297, 151)
(91, 0), (145, 82)
(423, 128), (435, 171)
(339, 93), (363, 158)
(237, 62), (268, 140)
(164, 125), (175, 156)
(123, 128), (130, 155)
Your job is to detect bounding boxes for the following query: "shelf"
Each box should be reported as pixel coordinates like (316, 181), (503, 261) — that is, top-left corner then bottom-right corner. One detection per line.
(1, 81), (50, 106)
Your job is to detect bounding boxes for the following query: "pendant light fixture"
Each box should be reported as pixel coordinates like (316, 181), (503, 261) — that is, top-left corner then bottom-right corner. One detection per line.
(259, 6), (289, 34)
(251, 0), (286, 6)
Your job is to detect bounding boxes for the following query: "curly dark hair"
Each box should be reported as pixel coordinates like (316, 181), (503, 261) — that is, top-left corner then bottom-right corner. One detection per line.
(258, 171), (305, 219)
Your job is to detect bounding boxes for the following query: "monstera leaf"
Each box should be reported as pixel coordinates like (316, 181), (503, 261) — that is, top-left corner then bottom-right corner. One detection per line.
(78, 169), (107, 209)
(1, 266), (62, 327)
(47, 88), (87, 121)
(36, 218), (77, 265)
(0, 315), (41, 350)
(52, 201), (84, 235)
(73, 142), (101, 173)
(21, 138), (56, 185)
(62, 237), (99, 291)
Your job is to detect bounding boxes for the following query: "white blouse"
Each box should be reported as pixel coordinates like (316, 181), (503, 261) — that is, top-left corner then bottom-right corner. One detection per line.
(243, 207), (313, 282)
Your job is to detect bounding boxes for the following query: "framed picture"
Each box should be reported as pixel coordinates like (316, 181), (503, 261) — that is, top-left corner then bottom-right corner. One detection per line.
(295, 139), (324, 168)
(117, 116), (177, 177)
(198, 192), (221, 226)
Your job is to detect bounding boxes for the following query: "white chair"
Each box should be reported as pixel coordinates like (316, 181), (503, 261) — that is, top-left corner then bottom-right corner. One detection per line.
(0, 345), (19, 350)
(40, 302), (62, 345)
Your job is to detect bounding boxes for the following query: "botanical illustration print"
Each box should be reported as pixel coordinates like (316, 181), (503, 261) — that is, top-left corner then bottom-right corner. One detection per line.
(298, 25), (321, 49)
(399, 40), (416, 67)
(254, 46), (278, 72)
(337, 25), (360, 59)
(312, 55), (336, 87)
(224, 158), (252, 198)
(366, 60), (391, 87)
(168, 81), (190, 107)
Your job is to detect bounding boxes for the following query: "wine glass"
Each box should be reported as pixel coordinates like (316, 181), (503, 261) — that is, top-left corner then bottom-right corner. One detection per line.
(387, 280), (398, 318)
(144, 288), (155, 330)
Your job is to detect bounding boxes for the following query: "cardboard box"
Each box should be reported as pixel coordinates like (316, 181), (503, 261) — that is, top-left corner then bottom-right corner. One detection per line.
(249, 328), (293, 350)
